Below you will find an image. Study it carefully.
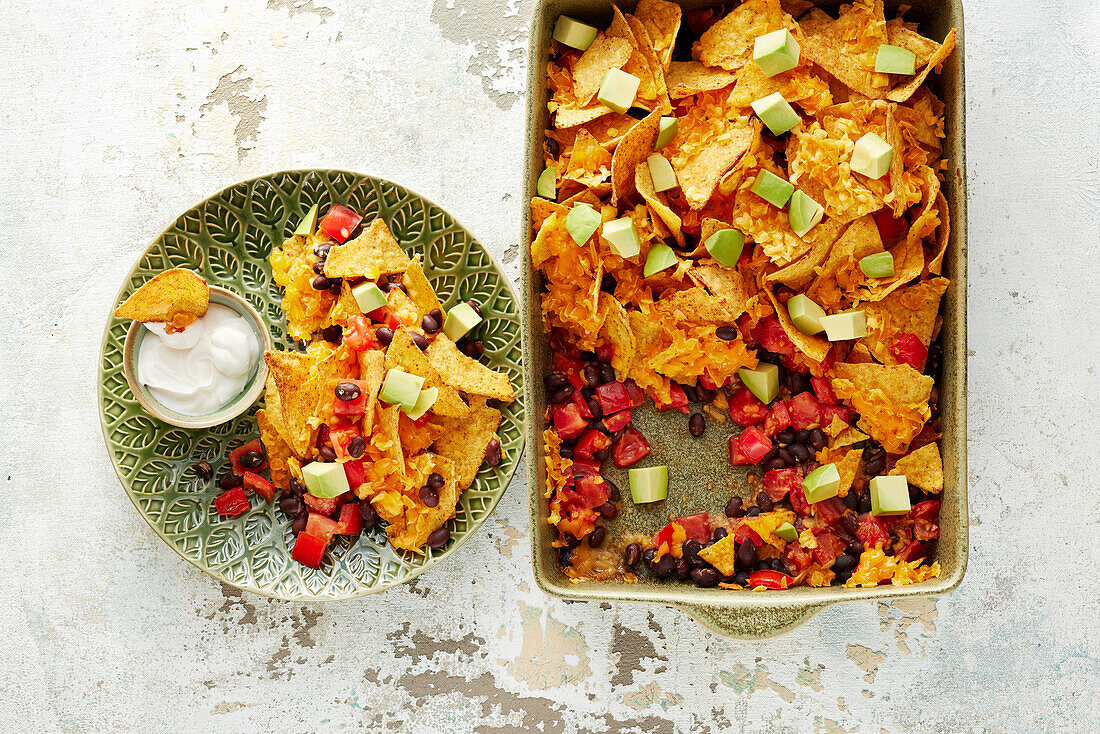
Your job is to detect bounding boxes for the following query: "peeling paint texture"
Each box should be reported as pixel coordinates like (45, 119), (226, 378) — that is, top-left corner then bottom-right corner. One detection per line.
(0, 0), (1097, 732)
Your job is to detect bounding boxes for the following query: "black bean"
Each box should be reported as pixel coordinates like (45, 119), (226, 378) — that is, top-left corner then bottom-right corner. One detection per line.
(291, 515), (308, 534)
(756, 491), (774, 512)
(604, 477), (621, 502)
(712, 527), (728, 542)
(558, 546), (574, 568)
(549, 385), (572, 404)
(419, 485), (440, 508)
(335, 382), (362, 401)
(725, 496), (745, 518)
(764, 457), (787, 472)
(348, 436), (367, 458)
(753, 560), (771, 572)
(864, 456), (886, 476)
(289, 478), (305, 496)
(240, 450), (264, 469)
(808, 428), (827, 450)
(192, 461), (213, 480)
(429, 308), (443, 324)
(360, 501), (378, 529)
(375, 326), (394, 345)
(563, 533), (580, 548)
(218, 471), (242, 490)
(328, 278), (343, 295)
(715, 326), (738, 341)
(411, 332), (430, 351)
(594, 448), (609, 462)
(544, 372), (569, 391)
(692, 567), (719, 587)
(312, 260), (326, 275)
(689, 413), (706, 437)
(426, 528), (450, 549)
(427, 472), (445, 489)
(642, 548), (656, 565)
(313, 243), (332, 258)
(770, 558), (785, 572)
(841, 512), (859, 536)
(559, 446), (574, 460)
(624, 543), (642, 567)
(843, 490), (860, 511)
(597, 362), (615, 384)
(675, 384), (697, 404)
(583, 364), (601, 387)
(734, 570), (751, 586)
(847, 539), (864, 556)
(786, 373), (808, 394)
(859, 494), (872, 514)
(466, 300), (482, 317)
(484, 437), (502, 466)
(789, 444), (811, 463)
(279, 493), (303, 517)
(420, 312), (440, 333)
(697, 387), (717, 403)
(460, 340), (485, 359)
(627, 106), (649, 120)
(588, 526), (607, 548)
(311, 275), (331, 291)
(737, 539), (757, 567)
(546, 138), (560, 158)
(833, 553), (856, 572)
(795, 429), (811, 444)
(682, 540), (703, 566)
(587, 398), (603, 421)
(319, 446), (337, 462)
(776, 429), (796, 445)
(675, 559), (691, 580)
(598, 501), (618, 519)
(777, 447), (795, 465)
(392, 282), (409, 295)
(652, 553), (675, 579)
(746, 506), (762, 518)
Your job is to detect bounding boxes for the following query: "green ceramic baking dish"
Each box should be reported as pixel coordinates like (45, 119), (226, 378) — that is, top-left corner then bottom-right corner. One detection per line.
(521, 0), (967, 638)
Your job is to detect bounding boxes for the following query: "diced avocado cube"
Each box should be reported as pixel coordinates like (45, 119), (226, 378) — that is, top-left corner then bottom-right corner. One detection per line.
(655, 116), (678, 150)
(739, 363), (780, 404)
(553, 15), (598, 51)
(859, 251), (895, 278)
(850, 132), (893, 180)
(875, 44), (917, 75)
(442, 302), (484, 342)
(752, 29), (800, 77)
(402, 386), (439, 421)
(597, 68), (641, 114)
(751, 170), (795, 208)
(565, 202), (603, 245)
(788, 189), (824, 237)
(378, 369), (424, 410)
(301, 460), (351, 499)
(628, 465), (668, 503)
(819, 311), (867, 341)
(704, 228), (745, 267)
(351, 281), (387, 314)
(803, 463), (841, 503)
(643, 242), (678, 277)
(537, 164), (557, 199)
(775, 522), (798, 543)
(787, 293), (826, 335)
(750, 92), (801, 135)
(602, 217), (641, 259)
(870, 475), (912, 516)
(294, 203), (319, 236)
(647, 154), (678, 193)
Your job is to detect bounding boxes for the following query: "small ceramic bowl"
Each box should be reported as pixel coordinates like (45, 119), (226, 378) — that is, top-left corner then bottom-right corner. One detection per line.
(121, 286), (272, 429)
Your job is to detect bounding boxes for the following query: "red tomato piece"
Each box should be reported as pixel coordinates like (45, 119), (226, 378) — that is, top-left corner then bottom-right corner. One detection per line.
(729, 387), (769, 427)
(602, 409), (632, 434)
(302, 491), (352, 516)
(911, 500), (941, 540)
(333, 502), (362, 536)
(342, 315), (378, 352)
(229, 439), (265, 476)
(748, 570), (791, 590)
(653, 521), (678, 551)
(553, 402), (588, 440)
(575, 475), (611, 509)
(789, 485), (811, 516)
(612, 427), (651, 467)
(318, 204), (362, 243)
(815, 497), (846, 523)
(305, 513), (339, 544)
(242, 471), (276, 504)
(752, 317), (796, 356)
(762, 468), (802, 502)
(698, 373), (720, 390)
(623, 379), (647, 408)
(573, 428), (612, 461)
(811, 533), (848, 567)
(569, 457), (602, 477)
(676, 513), (711, 543)
(291, 531), (327, 568)
(785, 544), (813, 573)
(343, 459), (367, 489)
(729, 427), (772, 466)
(909, 423), (940, 452)
(857, 514), (891, 549)
(594, 381), (631, 415)
(891, 333), (929, 369)
(810, 377), (840, 405)
(874, 209), (908, 244)
(214, 487), (250, 516)
(596, 343), (615, 363)
(734, 523), (763, 548)
(332, 379), (369, 416)
(762, 401), (792, 436)
(897, 540), (926, 562)
(654, 383), (689, 413)
(329, 426), (362, 460)
(787, 392), (821, 430)
(572, 388), (593, 419)
(819, 404), (854, 428)
(553, 353), (584, 373)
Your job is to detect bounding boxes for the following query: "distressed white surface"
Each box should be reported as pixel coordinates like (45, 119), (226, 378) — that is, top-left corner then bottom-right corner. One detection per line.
(1, 0), (1097, 732)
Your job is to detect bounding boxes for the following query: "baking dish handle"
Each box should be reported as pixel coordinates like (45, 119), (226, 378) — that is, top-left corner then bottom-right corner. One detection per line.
(677, 602), (830, 639)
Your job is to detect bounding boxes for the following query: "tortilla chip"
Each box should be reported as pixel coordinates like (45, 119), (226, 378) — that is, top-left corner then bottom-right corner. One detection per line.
(887, 29), (957, 103)
(554, 103), (614, 129)
(386, 454), (460, 552)
(862, 277), (948, 365)
(565, 128), (613, 187)
(572, 35), (634, 105)
(264, 348), (342, 457)
(661, 287), (737, 324)
(401, 256), (442, 318)
(890, 442), (944, 493)
(886, 105), (907, 217)
(426, 335), (515, 402)
(694, 0), (796, 71)
(726, 58), (833, 116)
(861, 227), (925, 301)
(698, 532), (739, 575)
(671, 118), (758, 210)
(357, 349), (385, 434)
(832, 362), (933, 453)
(634, 161), (685, 246)
(665, 61), (737, 98)
(323, 219), (410, 279)
(384, 328), (470, 418)
(635, 0), (681, 70)
(626, 15), (672, 112)
(375, 403), (405, 478)
(612, 110), (663, 205)
(835, 447), (863, 497)
(531, 197), (565, 230)
(326, 279), (362, 326)
(798, 1), (891, 100)
(927, 191), (950, 276)
(766, 217), (846, 290)
(599, 293), (638, 377)
(606, 7), (666, 110)
(688, 264), (749, 318)
(257, 409), (294, 490)
(431, 396), (503, 490)
(832, 424), (869, 447)
(114, 268), (209, 331)
(766, 289), (830, 362)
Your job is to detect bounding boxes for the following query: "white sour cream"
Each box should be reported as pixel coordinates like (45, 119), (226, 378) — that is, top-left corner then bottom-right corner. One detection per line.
(137, 304), (260, 415)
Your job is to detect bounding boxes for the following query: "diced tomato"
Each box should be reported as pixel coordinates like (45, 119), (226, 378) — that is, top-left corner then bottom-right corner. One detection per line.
(553, 402), (588, 440)
(305, 512), (339, 544)
(612, 427), (651, 467)
(685, 8), (718, 35)
(332, 379), (369, 416)
(676, 513), (711, 543)
(575, 475), (611, 508)
(762, 468), (802, 502)
(229, 439), (265, 476)
(342, 315), (378, 351)
(752, 317), (796, 356)
(811, 533), (848, 567)
(343, 458), (367, 489)
(891, 333), (929, 370)
(214, 487), (250, 516)
(291, 531), (327, 568)
(594, 381), (631, 415)
(553, 354), (585, 389)
(413, 412), (432, 427)
(623, 379), (647, 408)
(748, 570), (790, 590)
(819, 404), (854, 428)
(602, 409), (632, 433)
(318, 203), (362, 243)
(329, 427), (362, 460)
(911, 500), (941, 540)
(596, 343), (615, 363)
(874, 209), (908, 244)
(729, 387), (769, 427)
(653, 521), (679, 552)
(699, 372), (724, 390)
(810, 377), (840, 405)
(910, 423), (940, 452)
(333, 502), (362, 536)
(242, 471), (276, 504)
(762, 401), (792, 436)
(302, 491), (352, 516)
(815, 497), (846, 523)
(734, 523), (763, 548)
(573, 429), (612, 461)
(789, 485), (811, 515)
(654, 383), (689, 413)
(857, 514), (891, 549)
(897, 540), (926, 562)
(729, 427), (772, 466)
(569, 457), (602, 477)
(785, 544), (813, 573)
(787, 392), (821, 430)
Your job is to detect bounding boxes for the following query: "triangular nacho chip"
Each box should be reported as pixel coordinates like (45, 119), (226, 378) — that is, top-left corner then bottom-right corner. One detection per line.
(430, 396), (502, 490)
(384, 328), (471, 418)
(426, 335), (515, 402)
(114, 268), (209, 331)
(694, 0), (796, 71)
(357, 349), (386, 434)
(572, 35), (634, 105)
(635, 0), (682, 70)
(634, 161), (685, 246)
(400, 256), (442, 319)
(323, 218), (410, 279)
(612, 109), (663, 205)
(890, 442), (943, 493)
(666, 61), (738, 99)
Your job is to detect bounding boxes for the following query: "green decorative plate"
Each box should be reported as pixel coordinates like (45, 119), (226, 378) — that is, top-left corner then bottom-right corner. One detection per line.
(99, 170), (525, 600)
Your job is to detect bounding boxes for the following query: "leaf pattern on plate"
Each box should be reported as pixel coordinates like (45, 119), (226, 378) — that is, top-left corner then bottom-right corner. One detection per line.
(98, 170), (524, 600)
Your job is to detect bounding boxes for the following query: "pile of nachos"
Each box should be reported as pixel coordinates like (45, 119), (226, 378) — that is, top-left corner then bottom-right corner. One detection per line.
(533, 0), (955, 590)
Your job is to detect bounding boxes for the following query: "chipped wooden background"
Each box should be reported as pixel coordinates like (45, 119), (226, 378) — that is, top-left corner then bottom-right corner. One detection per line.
(0, 0), (1097, 731)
